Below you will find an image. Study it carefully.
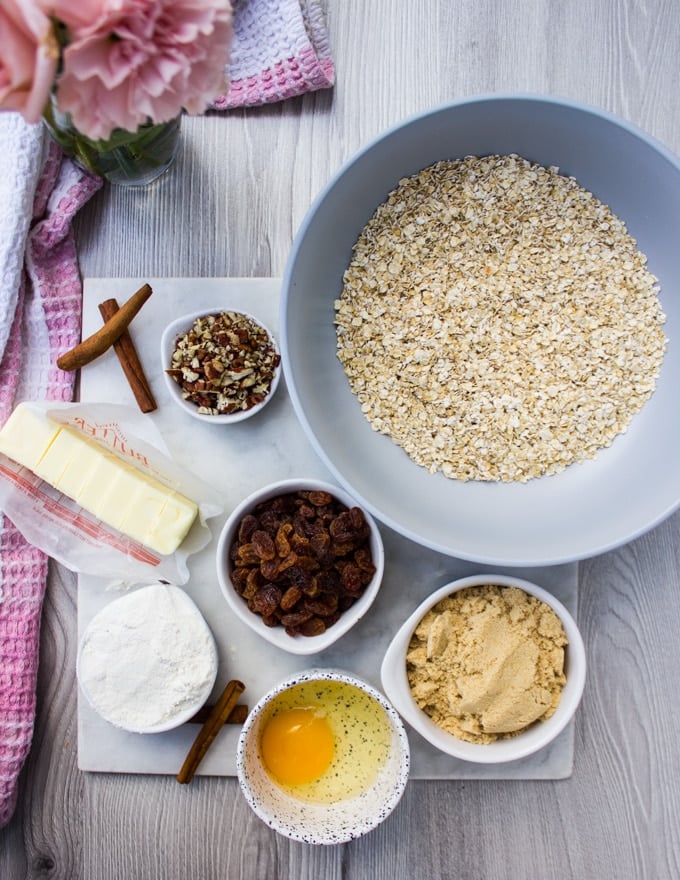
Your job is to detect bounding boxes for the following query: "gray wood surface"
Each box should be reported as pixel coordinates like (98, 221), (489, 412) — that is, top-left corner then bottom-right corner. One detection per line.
(3, 1), (680, 877)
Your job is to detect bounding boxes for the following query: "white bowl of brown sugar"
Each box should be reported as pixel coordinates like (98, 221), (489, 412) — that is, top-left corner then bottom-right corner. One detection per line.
(380, 573), (586, 763)
(281, 94), (680, 566)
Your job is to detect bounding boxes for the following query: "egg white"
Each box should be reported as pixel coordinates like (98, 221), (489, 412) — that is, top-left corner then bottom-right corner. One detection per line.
(258, 679), (392, 803)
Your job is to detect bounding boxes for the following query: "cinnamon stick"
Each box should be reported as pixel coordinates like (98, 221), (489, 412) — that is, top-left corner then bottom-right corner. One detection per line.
(188, 703), (248, 725)
(98, 298), (157, 413)
(177, 679), (245, 784)
(57, 283), (152, 371)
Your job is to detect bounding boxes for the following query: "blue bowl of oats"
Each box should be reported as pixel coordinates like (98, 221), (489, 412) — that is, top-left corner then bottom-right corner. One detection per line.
(280, 94), (680, 566)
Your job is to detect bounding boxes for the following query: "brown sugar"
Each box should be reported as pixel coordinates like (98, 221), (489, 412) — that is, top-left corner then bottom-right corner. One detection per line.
(406, 585), (568, 744)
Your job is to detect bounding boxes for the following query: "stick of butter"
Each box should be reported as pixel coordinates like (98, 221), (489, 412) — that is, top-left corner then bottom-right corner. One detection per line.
(0, 405), (198, 556)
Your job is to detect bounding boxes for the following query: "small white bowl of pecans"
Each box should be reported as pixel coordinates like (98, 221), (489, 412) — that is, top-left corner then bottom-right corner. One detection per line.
(161, 309), (282, 423)
(216, 478), (385, 655)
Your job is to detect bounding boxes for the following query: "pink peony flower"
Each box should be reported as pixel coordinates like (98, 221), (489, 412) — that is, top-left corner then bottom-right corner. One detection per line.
(55, 0), (233, 141)
(0, 0), (58, 123)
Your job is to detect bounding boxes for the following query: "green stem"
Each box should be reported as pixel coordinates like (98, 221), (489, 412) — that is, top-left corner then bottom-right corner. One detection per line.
(43, 96), (182, 186)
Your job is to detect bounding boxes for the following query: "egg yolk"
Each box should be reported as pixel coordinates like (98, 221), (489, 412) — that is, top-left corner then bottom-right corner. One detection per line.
(260, 707), (334, 785)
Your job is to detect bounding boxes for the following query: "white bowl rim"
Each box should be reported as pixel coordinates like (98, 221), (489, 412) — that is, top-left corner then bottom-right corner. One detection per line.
(160, 306), (281, 424)
(216, 478), (385, 655)
(76, 584), (218, 734)
(380, 572), (586, 763)
(280, 92), (680, 566)
(236, 667), (411, 844)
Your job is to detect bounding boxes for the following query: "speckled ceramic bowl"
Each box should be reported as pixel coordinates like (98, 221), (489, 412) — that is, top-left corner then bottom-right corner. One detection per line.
(161, 307), (281, 424)
(236, 669), (410, 844)
(216, 478), (385, 655)
(381, 573), (586, 763)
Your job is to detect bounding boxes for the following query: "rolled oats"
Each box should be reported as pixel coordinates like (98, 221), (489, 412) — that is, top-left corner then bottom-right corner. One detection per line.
(335, 154), (667, 482)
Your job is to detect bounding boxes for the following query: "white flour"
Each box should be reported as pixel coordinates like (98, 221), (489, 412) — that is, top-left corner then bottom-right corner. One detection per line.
(78, 583), (218, 732)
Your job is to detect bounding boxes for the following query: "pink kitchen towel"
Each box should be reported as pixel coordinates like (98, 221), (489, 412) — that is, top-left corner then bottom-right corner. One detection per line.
(0, 0), (334, 829)
(214, 0), (335, 109)
(0, 117), (102, 829)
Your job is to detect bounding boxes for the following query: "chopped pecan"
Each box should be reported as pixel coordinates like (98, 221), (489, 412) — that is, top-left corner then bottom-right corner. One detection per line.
(167, 311), (280, 415)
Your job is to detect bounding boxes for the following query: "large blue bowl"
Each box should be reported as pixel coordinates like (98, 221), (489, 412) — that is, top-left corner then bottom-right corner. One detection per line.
(280, 94), (680, 566)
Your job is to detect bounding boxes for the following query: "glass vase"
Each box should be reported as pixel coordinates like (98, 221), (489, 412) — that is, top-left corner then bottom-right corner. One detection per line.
(43, 95), (181, 186)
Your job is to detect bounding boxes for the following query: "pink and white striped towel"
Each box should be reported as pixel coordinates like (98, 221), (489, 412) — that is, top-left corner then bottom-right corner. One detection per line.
(0, 116), (102, 829)
(214, 0), (334, 108)
(0, 0), (334, 829)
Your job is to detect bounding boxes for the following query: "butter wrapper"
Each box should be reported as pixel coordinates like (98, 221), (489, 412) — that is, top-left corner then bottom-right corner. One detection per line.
(0, 401), (224, 586)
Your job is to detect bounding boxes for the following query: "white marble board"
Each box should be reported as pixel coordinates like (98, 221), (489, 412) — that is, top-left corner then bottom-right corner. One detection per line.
(77, 277), (578, 780)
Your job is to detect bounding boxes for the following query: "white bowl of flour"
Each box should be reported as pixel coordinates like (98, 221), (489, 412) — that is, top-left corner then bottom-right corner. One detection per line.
(77, 583), (218, 734)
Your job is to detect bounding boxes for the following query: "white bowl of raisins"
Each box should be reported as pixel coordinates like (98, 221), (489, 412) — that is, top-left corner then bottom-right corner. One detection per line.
(216, 479), (385, 655)
(161, 308), (281, 423)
